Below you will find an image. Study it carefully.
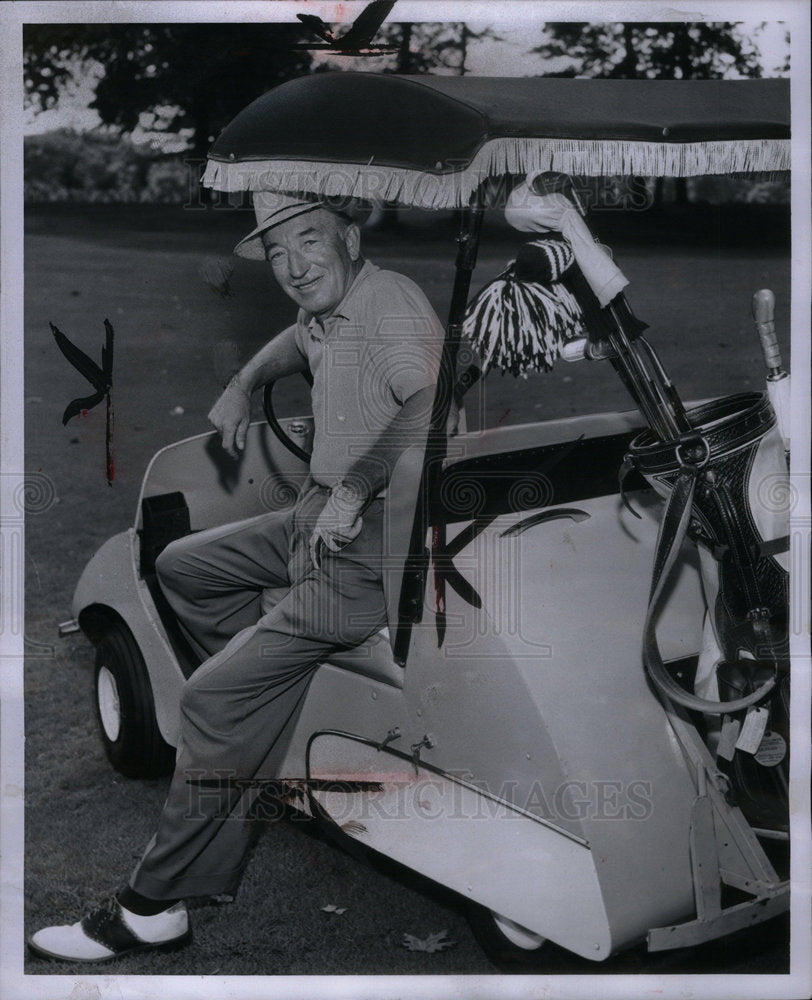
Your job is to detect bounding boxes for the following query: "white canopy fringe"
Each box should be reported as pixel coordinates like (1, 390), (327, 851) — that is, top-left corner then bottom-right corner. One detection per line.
(203, 136), (790, 208)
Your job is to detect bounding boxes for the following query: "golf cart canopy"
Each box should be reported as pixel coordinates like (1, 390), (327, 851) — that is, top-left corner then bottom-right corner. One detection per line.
(203, 73), (790, 208)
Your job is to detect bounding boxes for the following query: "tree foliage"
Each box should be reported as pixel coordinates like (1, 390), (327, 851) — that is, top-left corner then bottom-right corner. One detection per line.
(377, 21), (502, 74)
(24, 128), (189, 202)
(532, 22), (765, 79)
(24, 24), (314, 155)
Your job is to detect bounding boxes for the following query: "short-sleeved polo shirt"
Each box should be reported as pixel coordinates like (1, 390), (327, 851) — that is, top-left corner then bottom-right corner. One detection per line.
(291, 261), (443, 488)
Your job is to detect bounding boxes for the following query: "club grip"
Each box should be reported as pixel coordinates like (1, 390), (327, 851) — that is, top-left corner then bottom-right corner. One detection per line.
(752, 288), (782, 374)
(529, 171), (587, 218)
(530, 172), (573, 198)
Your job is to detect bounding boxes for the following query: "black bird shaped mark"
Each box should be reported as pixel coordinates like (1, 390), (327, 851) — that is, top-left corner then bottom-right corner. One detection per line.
(50, 319), (114, 424)
(294, 1), (398, 55)
(51, 319), (115, 483)
(296, 12), (337, 44)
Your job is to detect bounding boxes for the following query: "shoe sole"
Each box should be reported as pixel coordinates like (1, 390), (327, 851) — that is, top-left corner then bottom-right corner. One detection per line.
(27, 928), (192, 964)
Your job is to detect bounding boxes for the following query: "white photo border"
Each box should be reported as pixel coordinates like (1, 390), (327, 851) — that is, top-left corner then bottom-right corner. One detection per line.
(2, 3), (810, 999)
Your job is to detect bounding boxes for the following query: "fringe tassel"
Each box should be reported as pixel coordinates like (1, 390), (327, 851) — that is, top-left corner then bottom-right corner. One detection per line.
(204, 137), (790, 207)
(462, 268), (586, 378)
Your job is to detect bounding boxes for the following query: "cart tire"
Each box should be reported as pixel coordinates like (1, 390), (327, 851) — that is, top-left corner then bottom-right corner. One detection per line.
(93, 621), (175, 779)
(466, 905), (549, 970)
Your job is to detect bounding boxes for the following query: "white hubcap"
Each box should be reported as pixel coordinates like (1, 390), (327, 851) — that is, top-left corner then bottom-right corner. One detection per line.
(97, 665), (121, 742)
(492, 912), (546, 950)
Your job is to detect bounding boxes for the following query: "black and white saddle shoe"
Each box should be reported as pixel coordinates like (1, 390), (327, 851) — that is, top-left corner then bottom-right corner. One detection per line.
(28, 897), (191, 963)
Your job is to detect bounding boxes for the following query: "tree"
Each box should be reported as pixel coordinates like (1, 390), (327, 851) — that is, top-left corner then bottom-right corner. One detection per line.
(377, 21), (502, 75)
(531, 22), (765, 80)
(24, 24), (314, 158)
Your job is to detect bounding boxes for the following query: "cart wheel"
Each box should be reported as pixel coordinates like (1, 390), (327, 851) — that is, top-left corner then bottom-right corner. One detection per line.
(466, 905), (548, 970)
(93, 620), (175, 779)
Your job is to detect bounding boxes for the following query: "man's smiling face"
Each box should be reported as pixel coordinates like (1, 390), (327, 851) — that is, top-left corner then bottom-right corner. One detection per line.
(261, 209), (362, 318)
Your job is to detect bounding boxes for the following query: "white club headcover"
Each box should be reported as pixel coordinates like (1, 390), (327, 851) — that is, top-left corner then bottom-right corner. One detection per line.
(504, 178), (629, 308)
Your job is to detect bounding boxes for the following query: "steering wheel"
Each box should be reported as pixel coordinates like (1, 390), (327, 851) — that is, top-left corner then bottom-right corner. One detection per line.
(262, 372), (314, 465)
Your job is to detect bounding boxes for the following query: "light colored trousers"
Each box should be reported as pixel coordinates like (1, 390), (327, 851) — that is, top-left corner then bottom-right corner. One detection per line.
(129, 483), (387, 901)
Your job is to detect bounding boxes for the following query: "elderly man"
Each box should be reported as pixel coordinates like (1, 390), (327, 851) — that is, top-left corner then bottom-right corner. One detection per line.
(29, 192), (444, 962)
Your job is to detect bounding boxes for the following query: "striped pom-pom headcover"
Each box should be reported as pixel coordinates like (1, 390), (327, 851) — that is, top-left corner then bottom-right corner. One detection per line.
(462, 236), (587, 377)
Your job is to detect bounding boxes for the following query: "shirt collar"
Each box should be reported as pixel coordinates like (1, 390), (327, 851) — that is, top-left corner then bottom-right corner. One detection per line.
(300, 259), (378, 333)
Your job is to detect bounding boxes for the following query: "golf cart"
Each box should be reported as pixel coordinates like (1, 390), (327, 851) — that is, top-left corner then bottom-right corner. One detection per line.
(65, 74), (793, 967)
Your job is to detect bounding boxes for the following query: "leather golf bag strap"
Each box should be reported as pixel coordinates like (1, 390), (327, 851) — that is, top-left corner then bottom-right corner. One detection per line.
(628, 392), (788, 715)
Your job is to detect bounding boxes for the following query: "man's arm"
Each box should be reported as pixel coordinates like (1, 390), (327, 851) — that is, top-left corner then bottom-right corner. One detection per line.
(309, 386), (434, 567)
(342, 385), (435, 500)
(208, 326), (307, 458)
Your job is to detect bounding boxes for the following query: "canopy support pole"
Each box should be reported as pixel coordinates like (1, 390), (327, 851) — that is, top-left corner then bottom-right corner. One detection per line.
(393, 196), (485, 665)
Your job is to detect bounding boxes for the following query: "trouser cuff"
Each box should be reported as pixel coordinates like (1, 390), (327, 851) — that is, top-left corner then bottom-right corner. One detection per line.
(130, 864), (244, 902)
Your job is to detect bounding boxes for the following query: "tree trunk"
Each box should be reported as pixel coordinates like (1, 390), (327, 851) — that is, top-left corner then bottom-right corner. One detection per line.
(619, 23), (638, 77)
(396, 23), (413, 72)
(458, 23), (468, 75)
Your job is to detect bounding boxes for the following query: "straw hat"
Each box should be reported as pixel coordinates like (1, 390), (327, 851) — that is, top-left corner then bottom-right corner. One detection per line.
(234, 191), (369, 260)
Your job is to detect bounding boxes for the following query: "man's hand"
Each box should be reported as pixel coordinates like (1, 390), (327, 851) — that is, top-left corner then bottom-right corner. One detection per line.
(309, 485), (366, 568)
(208, 378), (251, 458)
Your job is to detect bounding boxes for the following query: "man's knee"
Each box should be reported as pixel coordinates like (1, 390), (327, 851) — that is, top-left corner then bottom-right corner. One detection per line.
(155, 537), (193, 593)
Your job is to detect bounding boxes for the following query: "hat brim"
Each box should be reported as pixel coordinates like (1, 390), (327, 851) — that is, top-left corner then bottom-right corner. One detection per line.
(233, 202), (321, 260)
(233, 199), (372, 261)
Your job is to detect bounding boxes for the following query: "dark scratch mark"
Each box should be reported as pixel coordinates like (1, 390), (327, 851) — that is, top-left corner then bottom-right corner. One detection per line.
(50, 318), (115, 485)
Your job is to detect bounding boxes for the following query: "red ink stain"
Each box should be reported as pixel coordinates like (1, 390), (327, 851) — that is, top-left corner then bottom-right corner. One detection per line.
(496, 408), (511, 426)
(431, 524), (445, 614)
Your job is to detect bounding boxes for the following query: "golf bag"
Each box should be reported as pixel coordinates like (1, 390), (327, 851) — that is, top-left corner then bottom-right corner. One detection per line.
(626, 391), (790, 829)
